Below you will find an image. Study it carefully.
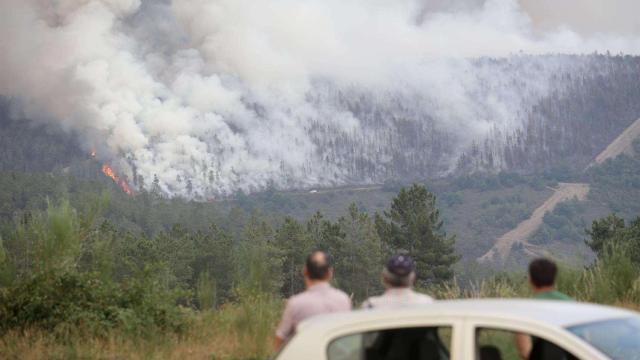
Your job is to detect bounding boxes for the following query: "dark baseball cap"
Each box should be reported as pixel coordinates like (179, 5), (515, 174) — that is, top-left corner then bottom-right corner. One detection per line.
(386, 254), (416, 276)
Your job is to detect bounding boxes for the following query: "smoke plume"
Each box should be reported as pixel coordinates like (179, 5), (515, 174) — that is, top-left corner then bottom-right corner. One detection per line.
(1, 0), (638, 197)
(521, 0), (640, 36)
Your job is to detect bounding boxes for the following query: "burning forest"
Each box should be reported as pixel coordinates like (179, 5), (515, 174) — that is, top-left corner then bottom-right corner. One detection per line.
(101, 164), (134, 196)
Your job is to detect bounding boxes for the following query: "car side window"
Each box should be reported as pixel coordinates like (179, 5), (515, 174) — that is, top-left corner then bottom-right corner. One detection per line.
(327, 326), (452, 360)
(475, 327), (579, 360)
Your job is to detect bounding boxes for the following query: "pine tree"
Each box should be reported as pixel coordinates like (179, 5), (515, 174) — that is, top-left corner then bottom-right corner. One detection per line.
(305, 211), (343, 255)
(336, 203), (384, 301)
(275, 217), (311, 297)
(191, 224), (234, 303)
(375, 184), (458, 286)
(236, 216), (283, 296)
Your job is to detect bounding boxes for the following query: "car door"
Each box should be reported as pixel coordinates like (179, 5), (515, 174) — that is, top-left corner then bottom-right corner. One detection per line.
(284, 316), (464, 360)
(461, 317), (608, 360)
(324, 319), (463, 360)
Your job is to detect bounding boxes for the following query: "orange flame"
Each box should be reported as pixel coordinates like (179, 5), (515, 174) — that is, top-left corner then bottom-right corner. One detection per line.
(101, 164), (134, 196)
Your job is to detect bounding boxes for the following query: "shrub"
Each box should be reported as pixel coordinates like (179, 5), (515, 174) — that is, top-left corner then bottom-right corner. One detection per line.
(0, 269), (188, 339)
(196, 270), (217, 310)
(574, 244), (640, 304)
(228, 288), (281, 358)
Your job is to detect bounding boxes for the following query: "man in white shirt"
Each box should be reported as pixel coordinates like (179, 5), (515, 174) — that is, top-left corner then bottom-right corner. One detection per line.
(275, 250), (351, 349)
(362, 254), (433, 309)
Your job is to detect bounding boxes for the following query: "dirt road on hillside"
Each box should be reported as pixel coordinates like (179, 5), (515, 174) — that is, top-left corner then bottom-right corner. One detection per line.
(478, 183), (590, 264)
(287, 185), (383, 195)
(592, 118), (640, 165)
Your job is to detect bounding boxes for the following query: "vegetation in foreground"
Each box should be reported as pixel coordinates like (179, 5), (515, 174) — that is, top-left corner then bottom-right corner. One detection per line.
(0, 183), (638, 359)
(2, 246), (640, 360)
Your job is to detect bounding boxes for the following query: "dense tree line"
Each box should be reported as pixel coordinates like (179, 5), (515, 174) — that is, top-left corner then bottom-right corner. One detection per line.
(0, 183), (457, 335)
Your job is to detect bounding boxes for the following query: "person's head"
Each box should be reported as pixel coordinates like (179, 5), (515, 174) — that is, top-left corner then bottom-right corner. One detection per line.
(382, 254), (416, 288)
(304, 250), (333, 283)
(528, 258), (558, 290)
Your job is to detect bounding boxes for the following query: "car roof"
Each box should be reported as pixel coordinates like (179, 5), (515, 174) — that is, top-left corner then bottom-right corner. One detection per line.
(298, 299), (637, 333)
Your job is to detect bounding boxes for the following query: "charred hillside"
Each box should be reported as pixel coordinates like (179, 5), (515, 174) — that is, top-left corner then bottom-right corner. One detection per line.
(457, 54), (640, 174)
(277, 54), (640, 189)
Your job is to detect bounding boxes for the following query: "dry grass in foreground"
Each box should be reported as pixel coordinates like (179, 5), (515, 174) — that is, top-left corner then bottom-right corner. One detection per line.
(0, 295), (282, 360)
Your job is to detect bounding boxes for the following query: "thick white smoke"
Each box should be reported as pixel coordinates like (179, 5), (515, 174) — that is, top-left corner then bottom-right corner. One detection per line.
(0, 0), (639, 197)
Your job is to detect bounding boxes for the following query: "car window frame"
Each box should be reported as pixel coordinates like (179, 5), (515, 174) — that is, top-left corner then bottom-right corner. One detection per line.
(322, 317), (464, 360)
(462, 317), (609, 360)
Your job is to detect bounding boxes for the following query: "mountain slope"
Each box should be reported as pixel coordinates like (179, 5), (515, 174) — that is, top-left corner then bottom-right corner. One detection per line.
(458, 55), (640, 176)
(479, 113), (640, 265)
(478, 183), (590, 264)
(0, 101), (84, 172)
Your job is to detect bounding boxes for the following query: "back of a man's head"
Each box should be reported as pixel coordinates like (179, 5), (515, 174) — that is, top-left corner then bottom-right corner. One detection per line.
(529, 258), (558, 288)
(305, 250), (332, 280)
(383, 254), (416, 288)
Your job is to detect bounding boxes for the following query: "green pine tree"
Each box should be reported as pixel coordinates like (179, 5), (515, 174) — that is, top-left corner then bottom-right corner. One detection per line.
(235, 216), (283, 296)
(336, 203), (384, 301)
(375, 184), (458, 286)
(276, 217), (311, 297)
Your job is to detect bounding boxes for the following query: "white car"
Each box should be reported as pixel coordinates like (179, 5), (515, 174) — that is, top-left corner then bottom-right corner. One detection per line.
(275, 299), (640, 360)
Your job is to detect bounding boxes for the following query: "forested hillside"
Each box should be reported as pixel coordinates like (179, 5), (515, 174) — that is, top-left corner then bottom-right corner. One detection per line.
(307, 55), (640, 185)
(2, 155), (636, 266)
(457, 54), (640, 174)
(0, 100), (85, 172)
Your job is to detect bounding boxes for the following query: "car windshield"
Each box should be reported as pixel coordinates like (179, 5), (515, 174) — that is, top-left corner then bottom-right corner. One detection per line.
(567, 316), (640, 359)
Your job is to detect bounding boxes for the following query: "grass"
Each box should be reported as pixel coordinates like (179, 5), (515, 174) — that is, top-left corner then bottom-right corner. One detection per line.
(0, 297), (282, 360)
(435, 245), (640, 306)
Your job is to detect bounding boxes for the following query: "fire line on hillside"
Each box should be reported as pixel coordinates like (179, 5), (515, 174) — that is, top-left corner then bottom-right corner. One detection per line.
(101, 164), (134, 196)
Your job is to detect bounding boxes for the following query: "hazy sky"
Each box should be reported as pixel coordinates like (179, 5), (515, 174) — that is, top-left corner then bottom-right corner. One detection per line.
(420, 0), (640, 36)
(520, 0), (640, 36)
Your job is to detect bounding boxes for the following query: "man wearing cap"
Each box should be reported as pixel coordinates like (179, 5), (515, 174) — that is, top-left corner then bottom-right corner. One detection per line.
(275, 250), (351, 349)
(362, 254), (434, 309)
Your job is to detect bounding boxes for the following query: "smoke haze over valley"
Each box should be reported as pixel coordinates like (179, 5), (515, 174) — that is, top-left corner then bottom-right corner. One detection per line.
(2, 0), (640, 198)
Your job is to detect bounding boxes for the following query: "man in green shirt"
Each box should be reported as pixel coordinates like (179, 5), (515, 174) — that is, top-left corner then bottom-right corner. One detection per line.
(529, 258), (572, 301)
(516, 258), (572, 359)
